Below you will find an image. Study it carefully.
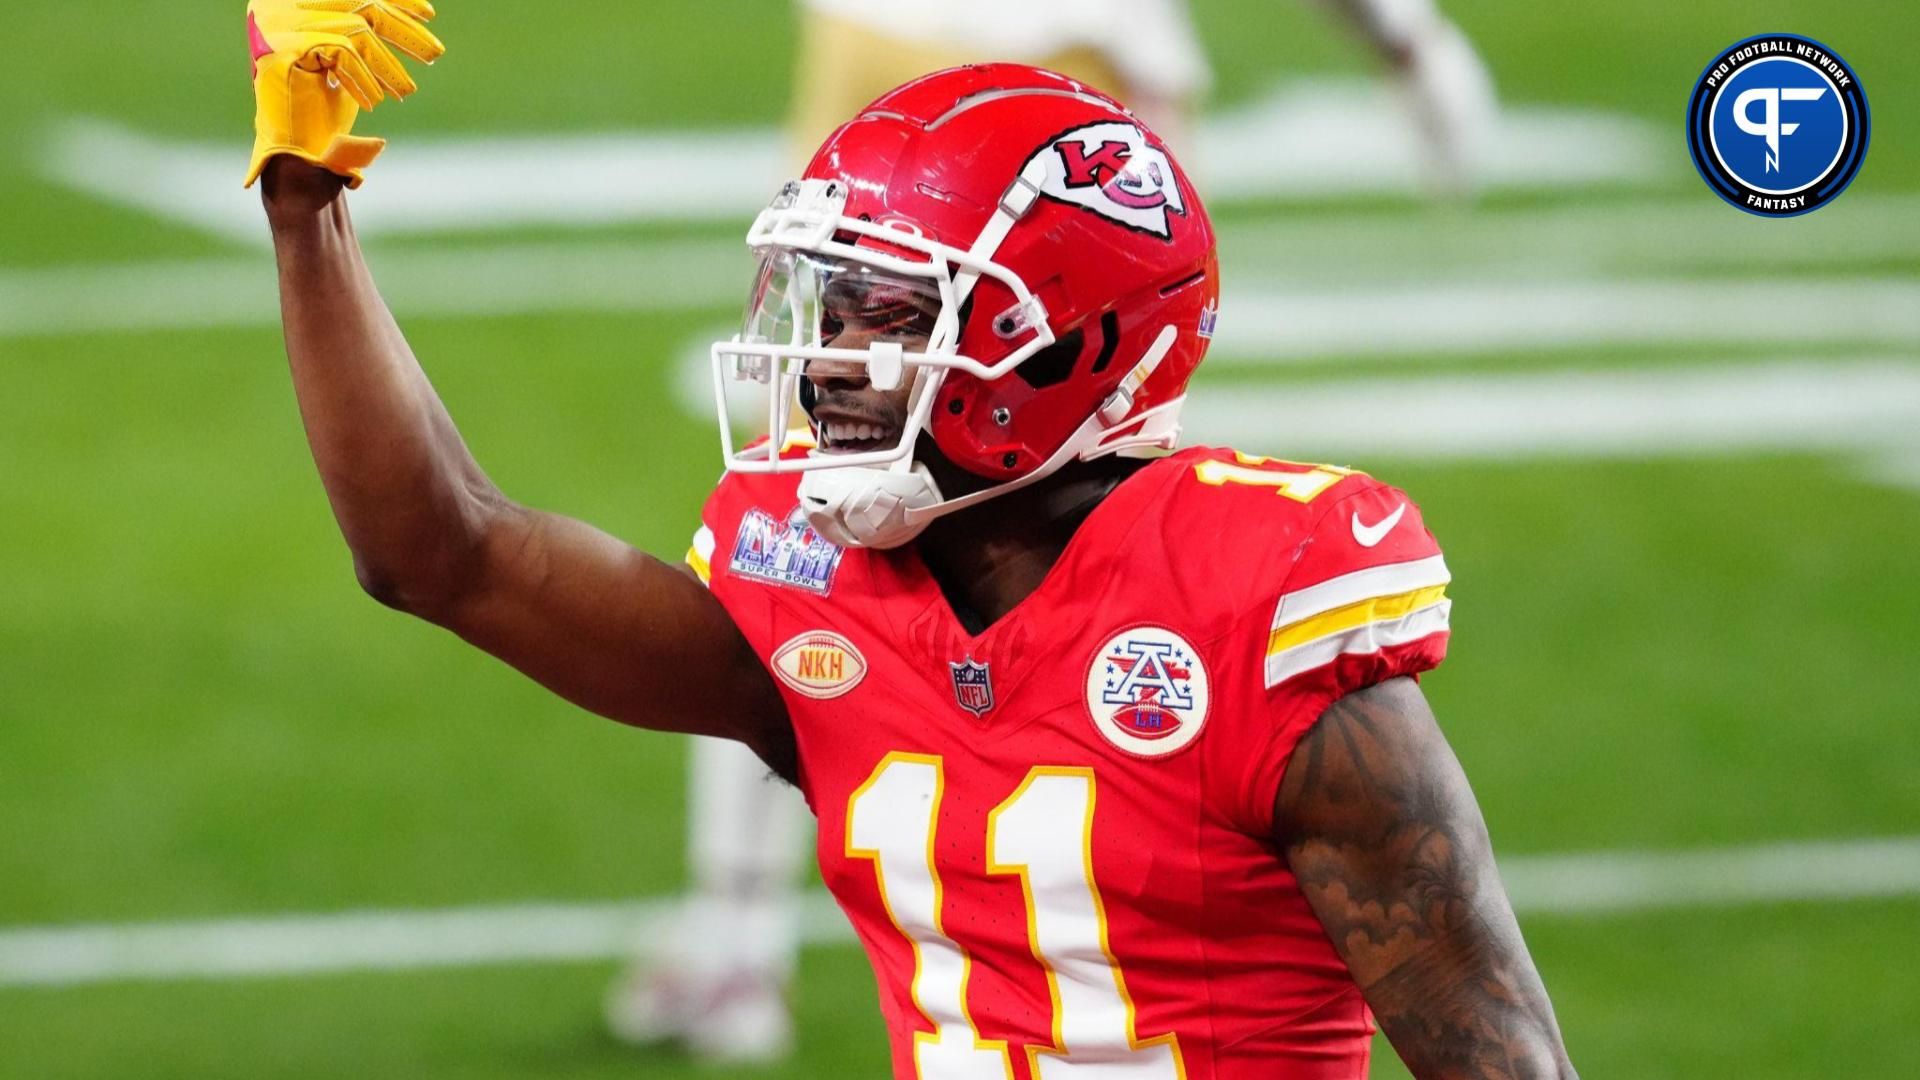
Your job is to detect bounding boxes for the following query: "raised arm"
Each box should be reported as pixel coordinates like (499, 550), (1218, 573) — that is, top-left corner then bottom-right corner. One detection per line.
(260, 160), (790, 771)
(1275, 677), (1576, 1079)
(243, 1), (788, 766)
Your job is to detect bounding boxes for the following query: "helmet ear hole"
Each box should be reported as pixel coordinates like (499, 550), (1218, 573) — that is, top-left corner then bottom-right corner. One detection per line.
(1013, 327), (1085, 390)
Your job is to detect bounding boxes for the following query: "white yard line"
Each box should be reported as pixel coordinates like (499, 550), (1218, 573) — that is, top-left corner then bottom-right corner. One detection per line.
(693, 355), (1920, 487)
(7, 234), (1916, 360)
(1180, 359), (1920, 460)
(1498, 838), (1920, 915)
(0, 900), (683, 987)
(1860, 447), (1920, 494)
(42, 79), (1661, 242)
(2, 836), (1915, 989)
(695, 346), (1920, 463)
(1206, 280), (1920, 360)
(0, 239), (746, 338)
(1219, 194), (1920, 285)
(1192, 77), (1661, 199)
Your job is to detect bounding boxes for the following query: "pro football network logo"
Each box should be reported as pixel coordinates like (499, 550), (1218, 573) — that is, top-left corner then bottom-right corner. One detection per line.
(1687, 34), (1870, 217)
(1030, 122), (1187, 239)
(770, 631), (867, 699)
(949, 657), (995, 717)
(728, 505), (844, 595)
(1085, 626), (1210, 758)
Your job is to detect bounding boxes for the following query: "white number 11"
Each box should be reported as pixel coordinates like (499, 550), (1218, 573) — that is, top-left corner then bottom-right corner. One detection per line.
(847, 753), (1185, 1078)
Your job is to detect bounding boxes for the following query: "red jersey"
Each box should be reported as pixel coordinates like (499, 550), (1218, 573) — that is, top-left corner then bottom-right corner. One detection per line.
(688, 445), (1452, 1079)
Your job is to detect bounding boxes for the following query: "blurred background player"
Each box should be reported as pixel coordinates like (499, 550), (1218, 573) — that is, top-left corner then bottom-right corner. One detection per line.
(603, 0), (1497, 1060)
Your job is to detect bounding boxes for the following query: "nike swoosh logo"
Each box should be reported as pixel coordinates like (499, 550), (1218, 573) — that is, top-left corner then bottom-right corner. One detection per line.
(1351, 503), (1407, 548)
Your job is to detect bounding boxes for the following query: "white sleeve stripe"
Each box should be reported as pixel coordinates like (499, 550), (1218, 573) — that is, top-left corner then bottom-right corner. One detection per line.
(1264, 600), (1452, 689)
(1271, 554), (1451, 632)
(692, 525), (716, 564)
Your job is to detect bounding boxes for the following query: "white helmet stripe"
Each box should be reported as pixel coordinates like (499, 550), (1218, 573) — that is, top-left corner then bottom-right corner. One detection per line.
(950, 155), (1049, 306)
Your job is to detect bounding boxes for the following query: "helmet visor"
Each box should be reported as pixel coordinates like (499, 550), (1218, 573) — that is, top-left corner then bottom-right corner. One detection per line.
(716, 249), (948, 462)
(739, 249), (942, 358)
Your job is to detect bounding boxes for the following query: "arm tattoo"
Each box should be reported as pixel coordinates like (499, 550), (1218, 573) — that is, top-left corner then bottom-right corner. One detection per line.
(1275, 679), (1577, 1080)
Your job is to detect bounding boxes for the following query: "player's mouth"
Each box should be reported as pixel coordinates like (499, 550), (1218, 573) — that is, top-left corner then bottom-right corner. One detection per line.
(811, 399), (905, 455)
(816, 418), (903, 454)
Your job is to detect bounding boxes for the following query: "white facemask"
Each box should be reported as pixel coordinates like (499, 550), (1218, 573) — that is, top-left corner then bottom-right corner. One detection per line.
(797, 462), (946, 549)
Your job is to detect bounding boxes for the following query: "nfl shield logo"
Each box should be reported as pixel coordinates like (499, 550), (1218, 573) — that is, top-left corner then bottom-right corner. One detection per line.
(949, 657), (994, 717)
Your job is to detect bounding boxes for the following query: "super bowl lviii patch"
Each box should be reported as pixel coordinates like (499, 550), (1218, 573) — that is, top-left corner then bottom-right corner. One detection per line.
(729, 505), (845, 595)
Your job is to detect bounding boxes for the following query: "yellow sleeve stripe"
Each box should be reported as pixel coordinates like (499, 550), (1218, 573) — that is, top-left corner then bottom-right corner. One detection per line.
(1266, 584), (1450, 657)
(1270, 554), (1450, 632)
(1263, 557), (1454, 688)
(1264, 600), (1452, 689)
(686, 524), (716, 586)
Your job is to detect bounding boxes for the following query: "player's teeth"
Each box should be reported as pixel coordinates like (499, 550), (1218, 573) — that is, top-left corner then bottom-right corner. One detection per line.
(821, 421), (889, 445)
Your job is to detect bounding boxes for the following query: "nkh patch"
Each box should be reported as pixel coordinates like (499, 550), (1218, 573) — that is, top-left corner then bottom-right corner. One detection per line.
(1086, 625), (1210, 758)
(770, 631), (867, 699)
(1029, 121), (1187, 239)
(949, 657), (995, 717)
(728, 505), (844, 595)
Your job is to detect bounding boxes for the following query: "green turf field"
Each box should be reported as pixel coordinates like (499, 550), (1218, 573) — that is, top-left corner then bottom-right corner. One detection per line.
(3, 1), (1917, 1077)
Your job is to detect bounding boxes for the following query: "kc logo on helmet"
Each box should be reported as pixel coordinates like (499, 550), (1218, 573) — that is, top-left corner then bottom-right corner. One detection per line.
(1085, 625), (1210, 758)
(1031, 122), (1187, 239)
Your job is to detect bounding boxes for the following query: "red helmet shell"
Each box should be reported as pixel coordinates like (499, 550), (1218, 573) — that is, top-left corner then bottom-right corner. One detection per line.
(801, 64), (1219, 482)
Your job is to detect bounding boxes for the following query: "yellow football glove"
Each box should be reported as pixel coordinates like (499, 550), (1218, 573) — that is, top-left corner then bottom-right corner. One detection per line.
(244, 0), (446, 189)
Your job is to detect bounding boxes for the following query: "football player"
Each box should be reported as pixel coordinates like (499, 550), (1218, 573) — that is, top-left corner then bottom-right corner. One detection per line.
(606, 5), (1212, 1060)
(614, 0), (1498, 1058)
(246, 2), (1576, 1076)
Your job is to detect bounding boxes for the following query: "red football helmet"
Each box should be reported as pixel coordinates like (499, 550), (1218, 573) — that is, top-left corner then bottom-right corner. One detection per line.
(711, 63), (1219, 548)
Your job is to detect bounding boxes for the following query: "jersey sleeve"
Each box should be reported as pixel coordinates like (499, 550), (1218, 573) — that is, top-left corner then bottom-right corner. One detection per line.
(1224, 478), (1453, 835)
(687, 521), (717, 586)
(687, 434), (814, 589)
(685, 471), (734, 587)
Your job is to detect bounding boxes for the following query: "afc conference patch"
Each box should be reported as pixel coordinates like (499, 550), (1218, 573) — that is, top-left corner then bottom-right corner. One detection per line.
(1687, 34), (1870, 217)
(1085, 625), (1210, 758)
(728, 505), (844, 595)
